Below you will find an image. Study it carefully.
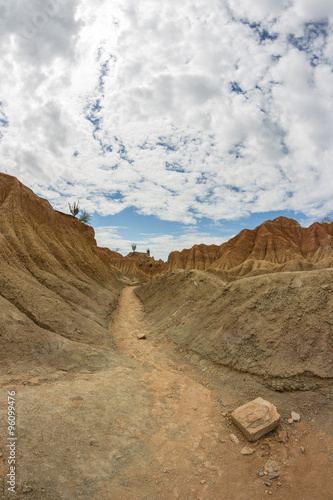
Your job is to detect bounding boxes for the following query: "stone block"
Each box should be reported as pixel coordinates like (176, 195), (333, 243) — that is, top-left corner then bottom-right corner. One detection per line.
(231, 397), (280, 442)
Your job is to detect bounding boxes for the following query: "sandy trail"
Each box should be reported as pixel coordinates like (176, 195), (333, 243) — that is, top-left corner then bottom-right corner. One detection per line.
(107, 286), (333, 500)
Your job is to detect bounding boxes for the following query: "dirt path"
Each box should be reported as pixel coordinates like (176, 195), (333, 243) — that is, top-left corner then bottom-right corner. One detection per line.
(107, 286), (333, 500)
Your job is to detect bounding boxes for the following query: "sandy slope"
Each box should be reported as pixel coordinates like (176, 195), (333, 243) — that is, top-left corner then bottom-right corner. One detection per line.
(136, 269), (333, 392)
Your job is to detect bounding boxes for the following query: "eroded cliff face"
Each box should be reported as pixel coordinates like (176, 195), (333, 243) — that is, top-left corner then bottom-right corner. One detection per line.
(0, 173), (124, 376)
(90, 215), (333, 280)
(99, 249), (165, 281)
(164, 216), (333, 277)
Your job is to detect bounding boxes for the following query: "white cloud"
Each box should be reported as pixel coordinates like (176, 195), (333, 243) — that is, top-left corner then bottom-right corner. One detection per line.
(0, 0), (332, 233)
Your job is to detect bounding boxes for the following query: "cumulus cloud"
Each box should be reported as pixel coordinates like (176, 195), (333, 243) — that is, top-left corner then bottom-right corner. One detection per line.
(0, 0), (332, 230)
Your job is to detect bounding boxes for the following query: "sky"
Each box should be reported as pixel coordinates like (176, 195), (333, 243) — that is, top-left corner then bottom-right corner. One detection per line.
(0, 0), (333, 260)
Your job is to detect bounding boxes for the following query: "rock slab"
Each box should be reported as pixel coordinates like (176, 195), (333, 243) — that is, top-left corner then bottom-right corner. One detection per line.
(231, 397), (280, 442)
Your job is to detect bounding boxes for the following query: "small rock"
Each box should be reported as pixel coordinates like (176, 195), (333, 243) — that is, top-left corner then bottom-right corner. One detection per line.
(300, 446), (305, 453)
(137, 333), (146, 339)
(268, 473), (279, 480)
(291, 411), (301, 422)
(265, 481), (271, 487)
(241, 447), (255, 455)
(193, 407), (198, 411)
(231, 398), (280, 442)
(200, 480), (206, 484)
(230, 433), (240, 444)
(287, 418), (294, 424)
(258, 471), (265, 477)
(219, 437), (226, 443)
(264, 458), (281, 474)
(22, 482), (33, 493)
(275, 427), (288, 443)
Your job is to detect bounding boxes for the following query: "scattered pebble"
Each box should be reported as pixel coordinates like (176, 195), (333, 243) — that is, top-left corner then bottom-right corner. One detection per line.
(230, 434), (240, 445)
(268, 473), (279, 480)
(200, 480), (206, 484)
(287, 418), (294, 424)
(264, 459), (281, 474)
(258, 471), (265, 477)
(137, 333), (146, 339)
(241, 447), (255, 455)
(300, 446), (305, 453)
(219, 437), (226, 443)
(265, 481), (271, 487)
(291, 411), (301, 422)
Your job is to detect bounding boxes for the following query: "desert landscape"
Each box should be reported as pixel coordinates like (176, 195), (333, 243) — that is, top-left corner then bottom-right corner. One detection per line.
(0, 172), (332, 500)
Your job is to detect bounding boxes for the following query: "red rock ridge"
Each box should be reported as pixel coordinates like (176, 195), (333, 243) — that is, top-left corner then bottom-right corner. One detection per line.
(165, 216), (333, 277)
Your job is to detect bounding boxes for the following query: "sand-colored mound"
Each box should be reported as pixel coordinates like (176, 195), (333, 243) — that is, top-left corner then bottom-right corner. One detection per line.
(0, 173), (123, 377)
(136, 268), (333, 391)
(166, 243), (221, 271)
(165, 216), (333, 277)
(99, 249), (165, 281)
